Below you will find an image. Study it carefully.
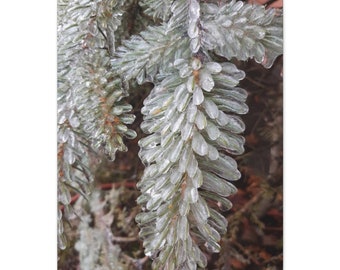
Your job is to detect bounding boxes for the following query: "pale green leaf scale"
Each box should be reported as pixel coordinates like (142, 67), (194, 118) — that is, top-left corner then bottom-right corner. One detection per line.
(179, 199), (190, 216)
(190, 37), (200, 53)
(177, 92), (191, 113)
(177, 215), (189, 240)
(192, 131), (209, 156)
(203, 99), (219, 119)
(169, 138), (184, 162)
(186, 149), (198, 178)
(170, 168), (183, 185)
(181, 120), (193, 141)
(193, 85), (204, 105)
(206, 121), (220, 140)
(207, 145), (219, 161)
(194, 110), (207, 131)
(186, 101), (198, 123)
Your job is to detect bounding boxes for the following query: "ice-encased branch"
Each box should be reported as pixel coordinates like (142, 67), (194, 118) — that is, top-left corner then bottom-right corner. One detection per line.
(111, 24), (190, 84)
(201, 0), (283, 68)
(136, 57), (248, 269)
(57, 0), (136, 249)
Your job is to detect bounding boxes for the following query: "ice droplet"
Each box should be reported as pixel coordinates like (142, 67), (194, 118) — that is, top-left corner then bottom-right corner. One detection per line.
(136, 69), (145, 84)
(193, 85), (204, 105)
(204, 3), (219, 14)
(176, 240), (187, 264)
(192, 169), (203, 188)
(206, 121), (220, 140)
(199, 71), (214, 92)
(177, 216), (189, 240)
(61, 128), (69, 143)
(208, 145), (219, 160)
(177, 92), (190, 112)
(186, 76), (195, 93)
(170, 169), (183, 185)
(186, 151), (198, 178)
(189, 187), (199, 203)
(156, 213), (170, 232)
(222, 19), (232, 28)
(166, 224), (176, 246)
(188, 21), (199, 38)
(216, 111), (230, 126)
(174, 58), (186, 68)
(205, 62), (222, 74)
(186, 102), (197, 123)
(203, 99), (219, 119)
(58, 233), (67, 250)
(191, 198), (210, 222)
(195, 110), (207, 130)
(171, 113), (185, 133)
(69, 116), (80, 128)
(192, 131), (208, 156)
(179, 200), (190, 216)
(65, 147), (76, 165)
(181, 121), (193, 141)
(179, 145), (190, 173)
(191, 58), (202, 71)
(190, 37), (200, 53)
(189, 0), (200, 20)
(174, 84), (187, 103)
(179, 65), (192, 78)
(204, 240), (221, 253)
(169, 138), (184, 162)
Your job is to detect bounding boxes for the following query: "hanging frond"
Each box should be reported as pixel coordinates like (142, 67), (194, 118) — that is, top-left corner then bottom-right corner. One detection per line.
(137, 57), (248, 269)
(133, 1), (282, 268)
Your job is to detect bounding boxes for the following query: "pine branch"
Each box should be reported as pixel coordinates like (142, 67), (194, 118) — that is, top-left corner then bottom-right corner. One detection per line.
(136, 57), (248, 269)
(57, 0), (136, 250)
(134, 1), (282, 268)
(57, 125), (93, 249)
(57, 0), (283, 267)
(200, 0), (283, 68)
(111, 24), (190, 84)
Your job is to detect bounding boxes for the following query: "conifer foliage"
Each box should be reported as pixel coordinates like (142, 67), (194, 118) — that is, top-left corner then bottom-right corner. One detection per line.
(57, 0), (283, 269)
(57, 0), (136, 249)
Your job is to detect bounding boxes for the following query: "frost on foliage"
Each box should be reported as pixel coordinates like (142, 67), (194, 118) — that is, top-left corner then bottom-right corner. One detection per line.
(111, 24), (191, 84)
(112, 0), (199, 84)
(75, 189), (125, 270)
(57, 0), (136, 249)
(136, 57), (248, 269)
(125, 0), (283, 269)
(57, 127), (93, 249)
(57, 0), (283, 266)
(58, 0), (136, 160)
(200, 0), (283, 68)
